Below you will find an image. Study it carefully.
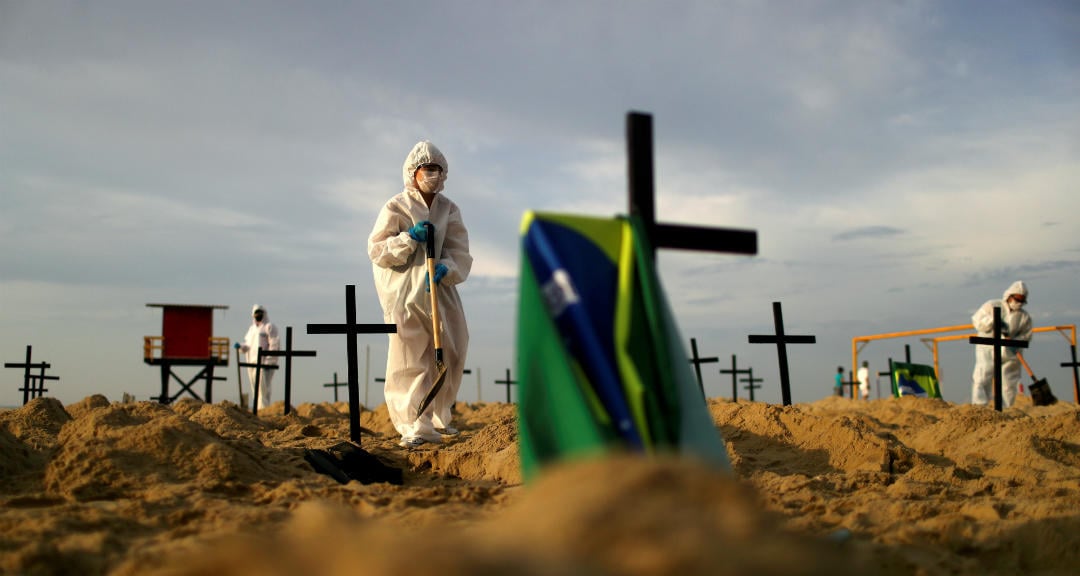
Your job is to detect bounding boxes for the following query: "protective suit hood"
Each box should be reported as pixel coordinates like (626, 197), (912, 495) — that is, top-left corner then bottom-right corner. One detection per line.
(252, 304), (269, 323)
(1002, 281), (1028, 302)
(402, 140), (448, 195)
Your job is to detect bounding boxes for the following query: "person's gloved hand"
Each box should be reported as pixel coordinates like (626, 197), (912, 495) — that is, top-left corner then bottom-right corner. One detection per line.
(1007, 347), (1018, 355)
(233, 342), (241, 350)
(425, 263), (448, 292)
(408, 220), (430, 242)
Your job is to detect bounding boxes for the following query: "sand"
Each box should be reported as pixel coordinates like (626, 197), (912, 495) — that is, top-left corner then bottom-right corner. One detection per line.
(2, 393), (1079, 575)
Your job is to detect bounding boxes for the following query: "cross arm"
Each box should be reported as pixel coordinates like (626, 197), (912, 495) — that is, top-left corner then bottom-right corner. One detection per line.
(306, 324), (396, 335)
(655, 223), (757, 255)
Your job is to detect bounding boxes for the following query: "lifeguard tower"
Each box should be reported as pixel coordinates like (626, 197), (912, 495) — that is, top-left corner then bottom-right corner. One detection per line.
(144, 303), (230, 404)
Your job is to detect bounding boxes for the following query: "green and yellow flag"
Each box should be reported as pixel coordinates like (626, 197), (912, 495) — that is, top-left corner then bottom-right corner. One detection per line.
(516, 212), (729, 481)
(890, 361), (941, 399)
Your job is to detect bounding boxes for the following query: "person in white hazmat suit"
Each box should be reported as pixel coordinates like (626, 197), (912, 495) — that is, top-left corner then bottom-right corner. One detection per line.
(368, 140), (471, 448)
(239, 304), (280, 410)
(971, 281), (1032, 408)
(857, 360), (870, 400)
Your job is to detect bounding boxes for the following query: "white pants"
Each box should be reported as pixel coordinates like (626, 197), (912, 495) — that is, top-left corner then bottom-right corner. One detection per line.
(247, 367), (275, 410)
(971, 345), (1021, 408)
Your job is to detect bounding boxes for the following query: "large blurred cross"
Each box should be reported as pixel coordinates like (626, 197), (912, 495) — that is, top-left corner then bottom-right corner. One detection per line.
(626, 112), (757, 260)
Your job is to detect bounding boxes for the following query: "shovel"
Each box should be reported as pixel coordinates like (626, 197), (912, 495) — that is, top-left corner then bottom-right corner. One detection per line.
(415, 221), (449, 419)
(1017, 352), (1057, 406)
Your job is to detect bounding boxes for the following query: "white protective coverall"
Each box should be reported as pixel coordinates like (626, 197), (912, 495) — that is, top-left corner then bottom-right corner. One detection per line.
(368, 141), (471, 441)
(857, 363), (870, 400)
(241, 304), (280, 410)
(971, 281), (1032, 408)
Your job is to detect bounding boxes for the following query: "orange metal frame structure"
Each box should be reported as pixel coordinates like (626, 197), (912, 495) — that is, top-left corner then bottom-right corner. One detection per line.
(852, 324), (1078, 403)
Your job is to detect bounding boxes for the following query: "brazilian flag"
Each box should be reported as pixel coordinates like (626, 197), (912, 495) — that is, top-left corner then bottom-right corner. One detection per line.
(890, 361), (942, 399)
(516, 212), (730, 481)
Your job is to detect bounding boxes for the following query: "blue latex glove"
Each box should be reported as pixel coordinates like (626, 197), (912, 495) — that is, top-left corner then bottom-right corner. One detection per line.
(408, 220), (430, 242)
(425, 263), (448, 292)
(233, 342), (241, 349)
(1007, 347), (1018, 355)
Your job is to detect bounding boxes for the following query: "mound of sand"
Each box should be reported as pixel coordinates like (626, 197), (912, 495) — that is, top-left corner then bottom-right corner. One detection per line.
(1, 394), (1078, 575)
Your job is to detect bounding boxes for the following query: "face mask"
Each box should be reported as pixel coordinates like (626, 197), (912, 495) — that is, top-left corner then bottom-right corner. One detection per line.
(254, 313), (264, 322)
(417, 171), (440, 193)
(1007, 301), (1023, 312)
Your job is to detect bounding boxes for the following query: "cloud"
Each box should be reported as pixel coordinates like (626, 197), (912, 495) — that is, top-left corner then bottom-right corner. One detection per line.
(832, 226), (906, 242)
(964, 260), (1080, 286)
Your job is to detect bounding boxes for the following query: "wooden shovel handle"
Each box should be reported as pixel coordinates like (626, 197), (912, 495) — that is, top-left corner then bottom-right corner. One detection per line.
(427, 256), (443, 350)
(1017, 351), (1035, 377)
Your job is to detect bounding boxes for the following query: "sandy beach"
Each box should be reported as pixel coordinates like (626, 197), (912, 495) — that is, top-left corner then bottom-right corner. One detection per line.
(2, 393), (1079, 575)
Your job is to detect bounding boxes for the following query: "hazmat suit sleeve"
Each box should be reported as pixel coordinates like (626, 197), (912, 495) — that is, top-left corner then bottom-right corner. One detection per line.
(972, 300), (1003, 334)
(264, 322), (280, 365)
(436, 201), (472, 286)
(368, 199), (422, 268)
(1008, 311), (1033, 342)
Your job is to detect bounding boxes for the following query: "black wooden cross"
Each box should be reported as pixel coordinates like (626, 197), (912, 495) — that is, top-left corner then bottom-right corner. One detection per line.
(495, 368), (517, 403)
(627, 112), (757, 260)
(259, 326), (317, 416)
(747, 302), (817, 406)
(840, 371), (860, 399)
(374, 376), (386, 409)
(1061, 343), (1080, 404)
(237, 357), (278, 414)
(688, 338), (719, 396)
(4, 345), (52, 405)
(968, 307), (1028, 411)
(877, 362), (892, 400)
(740, 367), (764, 402)
(324, 372), (346, 402)
(307, 284), (396, 443)
(28, 361), (59, 399)
(718, 354), (751, 402)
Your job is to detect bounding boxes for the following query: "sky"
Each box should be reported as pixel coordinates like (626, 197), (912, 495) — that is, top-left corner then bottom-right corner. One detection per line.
(2, 1), (1079, 409)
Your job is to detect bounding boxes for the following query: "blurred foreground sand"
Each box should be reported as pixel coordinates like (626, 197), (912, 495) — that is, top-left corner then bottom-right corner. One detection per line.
(2, 394), (1079, 575)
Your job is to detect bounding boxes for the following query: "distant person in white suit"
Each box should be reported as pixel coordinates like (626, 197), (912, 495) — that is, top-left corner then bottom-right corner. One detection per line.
(857, 360), (871, 400)
(239, 304), (280, 410)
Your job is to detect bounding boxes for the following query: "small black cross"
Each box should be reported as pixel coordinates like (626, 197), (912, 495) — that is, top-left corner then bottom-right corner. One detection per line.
(25, 364), (59, 400)
(688, 338), (719, 396)
(718, 354), (751, 402)
(1061, 344), (1080, 404)
(373, 376), (386, 408)
(495, 368), (517, 404)
(237, 357), (278, 415)
(324, 372), (346, 403)
(877, 363), (892, 400)
(969, 306), (1028, 411)
(840, 371), (860, 399)
(259, 326), (317, 416)
(307, 285), (396, 443)
(747, 302), (816, 406)
(4, 345), (52, 406)
(740, 367), (764, 402)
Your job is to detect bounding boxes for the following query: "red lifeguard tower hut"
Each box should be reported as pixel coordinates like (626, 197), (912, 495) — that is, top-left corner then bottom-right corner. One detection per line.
(144, 303), (230, 403)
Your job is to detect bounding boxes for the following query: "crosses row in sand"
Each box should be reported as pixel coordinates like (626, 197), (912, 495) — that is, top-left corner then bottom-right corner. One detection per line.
(3, 345), (59, 405)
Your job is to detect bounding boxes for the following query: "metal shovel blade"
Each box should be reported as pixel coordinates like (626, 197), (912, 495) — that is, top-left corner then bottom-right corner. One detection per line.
(1029, 378), (1057, 406)
(416, 357), (448, 417)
